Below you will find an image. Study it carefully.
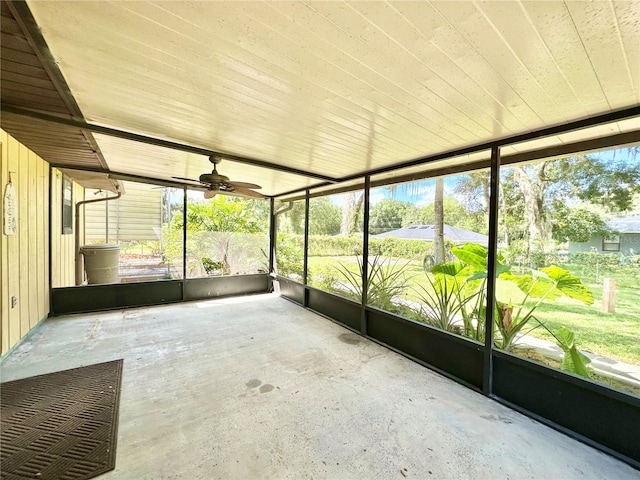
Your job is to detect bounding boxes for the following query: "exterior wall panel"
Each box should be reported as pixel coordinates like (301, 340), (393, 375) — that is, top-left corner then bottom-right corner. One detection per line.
(0, 130), (55, 355)
(50, 168), (84, 288)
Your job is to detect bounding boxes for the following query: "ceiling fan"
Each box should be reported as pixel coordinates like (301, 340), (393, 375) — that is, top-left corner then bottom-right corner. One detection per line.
(173, 156), (264, 199)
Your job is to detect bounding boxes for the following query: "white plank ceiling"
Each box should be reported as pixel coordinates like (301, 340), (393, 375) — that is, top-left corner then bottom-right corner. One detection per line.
(25, 0), (640, 196)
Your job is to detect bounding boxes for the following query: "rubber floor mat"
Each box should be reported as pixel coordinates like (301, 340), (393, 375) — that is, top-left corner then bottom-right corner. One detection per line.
(1, 359), (123, 480)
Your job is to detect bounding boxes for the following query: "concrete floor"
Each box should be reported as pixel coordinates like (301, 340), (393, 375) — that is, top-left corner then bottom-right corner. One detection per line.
(1, 293), (637, 480)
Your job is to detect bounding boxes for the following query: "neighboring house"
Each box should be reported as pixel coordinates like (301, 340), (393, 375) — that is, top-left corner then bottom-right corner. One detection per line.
(373, 224), (489, 246)
(84, 182), (162, 242)
(569, 215), (640, 256)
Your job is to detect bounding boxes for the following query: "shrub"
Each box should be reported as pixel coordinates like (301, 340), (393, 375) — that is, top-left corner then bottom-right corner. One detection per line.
(276, 234), (304, 280)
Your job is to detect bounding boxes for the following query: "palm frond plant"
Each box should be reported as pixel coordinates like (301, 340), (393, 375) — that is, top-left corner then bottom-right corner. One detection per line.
(414, 245), (507, 340)
(332, 254), (414, 313)
(412, 266), (475, 334)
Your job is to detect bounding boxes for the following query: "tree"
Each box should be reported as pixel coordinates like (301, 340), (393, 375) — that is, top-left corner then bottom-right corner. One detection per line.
(553, 151), (640, 212)
(551, 203), (612, 243)
(369, 198), (412, 234)
(285, 198), (343, 235)
(403, 195), (487, 234)
(455, 171), (489, 216)
(183, 197), (266, 233)
(506, 149), (640, 257)
(287, 201), (306, 235)
(341, 191), (364, 235)
(309, 198), (341, 235)
(512, 163), (550, 255)
(434, 177), (445, 264)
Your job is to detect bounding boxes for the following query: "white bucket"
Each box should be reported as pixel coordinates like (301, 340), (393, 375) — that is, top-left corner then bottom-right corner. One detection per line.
(80, 244), (120, 284)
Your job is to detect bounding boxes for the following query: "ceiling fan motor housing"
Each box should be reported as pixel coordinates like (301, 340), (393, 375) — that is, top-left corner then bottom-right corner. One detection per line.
(199, 169), (230, 186)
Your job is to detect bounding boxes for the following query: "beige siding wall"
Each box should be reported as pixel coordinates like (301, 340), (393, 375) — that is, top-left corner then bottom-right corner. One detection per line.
(85, 182), (162, 242)
(51, 168), (85, 288)
(1, 130), (50, 355)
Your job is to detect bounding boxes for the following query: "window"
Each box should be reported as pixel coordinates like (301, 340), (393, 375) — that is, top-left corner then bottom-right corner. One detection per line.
(186, 192), (269, 279)
(62, 175), (73, 234)
(496, 145), (640, 398)
(307, 191), (363, 300)
(365, 170), (489, 339)
(603, 235), (620, 252)
(81, 182), (186, 284)
(275, 200), (305, 282)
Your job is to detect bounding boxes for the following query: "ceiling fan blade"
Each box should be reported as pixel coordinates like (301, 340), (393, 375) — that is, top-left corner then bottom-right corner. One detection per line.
(229, 180), (262, 190)
(204, 189), (217, 199)
(228, 186), (265, 199)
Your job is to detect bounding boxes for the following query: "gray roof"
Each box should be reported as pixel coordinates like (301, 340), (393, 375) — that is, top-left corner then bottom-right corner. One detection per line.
(607, 215), (640, 234)
(373, 224), (489, 245)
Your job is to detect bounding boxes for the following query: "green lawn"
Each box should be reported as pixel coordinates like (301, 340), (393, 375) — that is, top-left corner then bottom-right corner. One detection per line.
(307, 255), (640, 365)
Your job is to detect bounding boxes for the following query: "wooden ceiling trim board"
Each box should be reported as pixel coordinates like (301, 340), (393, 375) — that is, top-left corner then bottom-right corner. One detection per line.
(0, 48), (41, 67)
(0, 117), (93, 144)
(565, 0), (638, 109)
(2, 137), (94, 149)
(3, 81), (68, 100)
(50, 21), (449, 159)
(1, 29), (34, 53)
(1, 98), (69, 115)
(4, 0), (110, 175)
(1, 15), (21, 35)
(0, 59), (49, 79)
(389, 1), (537, 132)
(344, 1), (516, 135)
(304, 1), (490, 138)
(7, 1), (93, 118)
(2, 70), (58, 90)
(40, 0), (468, 154)
(430, 2), (565, 125)
(474, 1), (588, 120)
(1, 105), (340, 183)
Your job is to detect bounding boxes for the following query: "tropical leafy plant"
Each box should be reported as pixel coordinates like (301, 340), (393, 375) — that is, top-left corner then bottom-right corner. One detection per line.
(547, 326), (592, 378)
(417, 243), (594, 352)
(497, 265), (594, 350)
(416, 244), (510, 341)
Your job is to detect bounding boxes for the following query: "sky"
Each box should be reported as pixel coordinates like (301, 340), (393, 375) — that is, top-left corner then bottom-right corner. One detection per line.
(328, 145), (639, 210)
